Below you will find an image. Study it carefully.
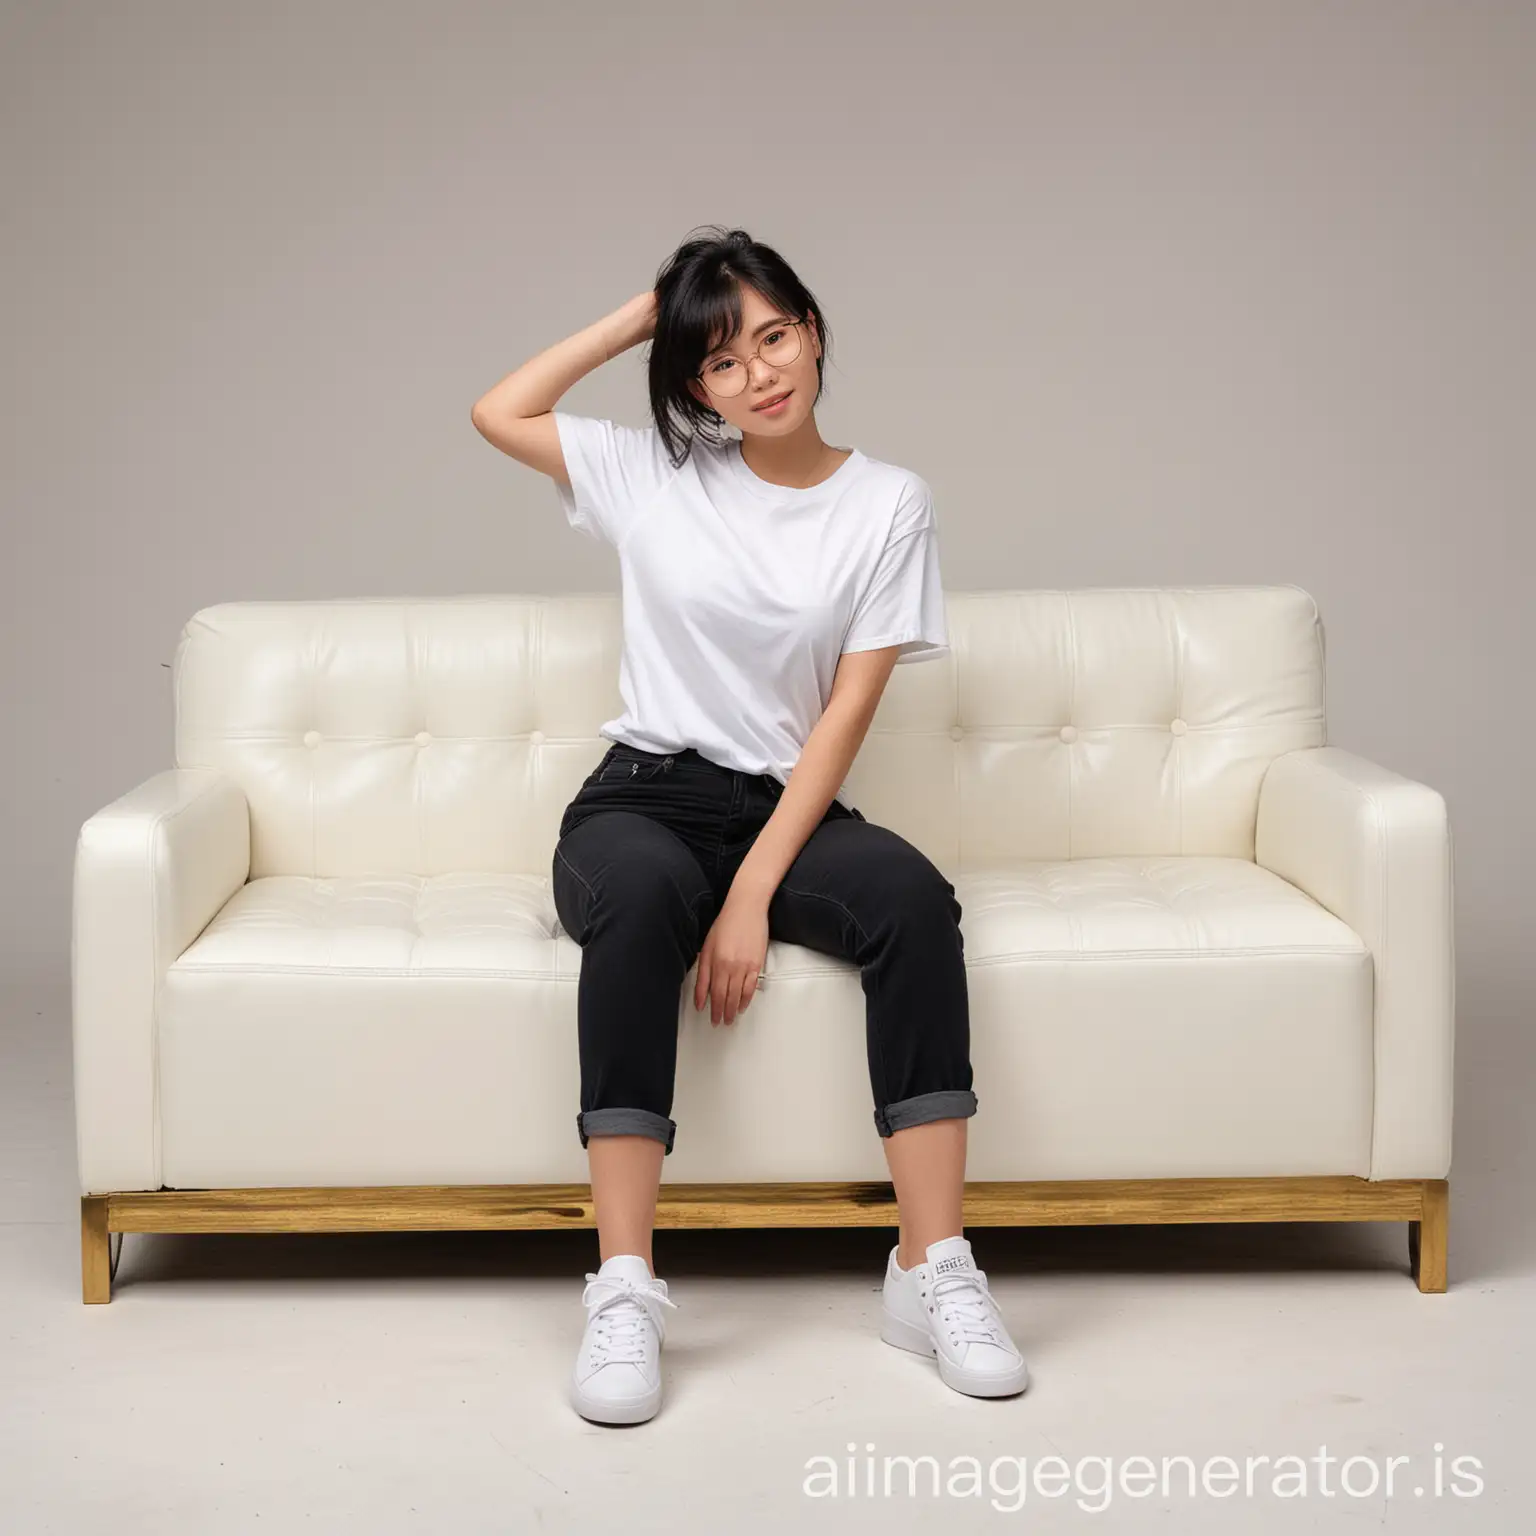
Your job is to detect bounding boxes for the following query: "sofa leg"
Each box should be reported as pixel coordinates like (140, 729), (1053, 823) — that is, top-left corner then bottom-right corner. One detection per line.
(1409, 1179), (1449, 1293)
(81, 1196), (112, 1304)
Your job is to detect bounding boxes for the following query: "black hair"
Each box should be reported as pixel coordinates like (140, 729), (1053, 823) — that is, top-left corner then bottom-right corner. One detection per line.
(646, 225), (833, 468)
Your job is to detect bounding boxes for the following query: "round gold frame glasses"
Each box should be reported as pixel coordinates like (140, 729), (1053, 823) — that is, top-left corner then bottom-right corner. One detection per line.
(697, 320), (808, 398)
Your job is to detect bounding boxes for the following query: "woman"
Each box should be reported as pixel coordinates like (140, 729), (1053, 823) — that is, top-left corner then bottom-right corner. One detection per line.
(472, 226), (1028, 1424)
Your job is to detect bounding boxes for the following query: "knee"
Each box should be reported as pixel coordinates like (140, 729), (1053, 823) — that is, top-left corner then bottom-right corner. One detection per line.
(884, 855), (961, 928)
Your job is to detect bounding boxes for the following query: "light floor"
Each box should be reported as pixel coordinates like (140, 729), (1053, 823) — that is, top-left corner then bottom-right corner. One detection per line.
(5, 976), (1530, 1534)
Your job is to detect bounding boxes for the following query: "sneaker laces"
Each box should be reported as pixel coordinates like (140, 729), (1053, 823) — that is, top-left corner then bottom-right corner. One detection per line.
(580, 1273), (679, 1364)
(932, 1267), (1011, 1349)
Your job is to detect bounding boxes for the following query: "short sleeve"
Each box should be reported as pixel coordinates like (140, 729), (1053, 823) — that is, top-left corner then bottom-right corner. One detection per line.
(840, 477), (951, 665)
(553, 411), (677, 546)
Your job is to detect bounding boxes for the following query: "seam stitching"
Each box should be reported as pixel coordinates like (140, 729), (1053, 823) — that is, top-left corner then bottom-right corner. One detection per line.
(553, 843), (598, 905)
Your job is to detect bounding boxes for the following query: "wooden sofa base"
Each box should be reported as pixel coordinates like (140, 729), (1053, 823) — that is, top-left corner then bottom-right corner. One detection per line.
(80, 1174), (1450, 1303)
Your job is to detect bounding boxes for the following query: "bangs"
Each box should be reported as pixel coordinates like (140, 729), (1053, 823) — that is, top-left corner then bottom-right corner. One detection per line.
(695, 286), (742, 364)
(683, 277), (798, 374)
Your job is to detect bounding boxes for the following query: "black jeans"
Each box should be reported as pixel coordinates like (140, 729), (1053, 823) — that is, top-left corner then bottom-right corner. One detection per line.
(550, 742), (977, 1155)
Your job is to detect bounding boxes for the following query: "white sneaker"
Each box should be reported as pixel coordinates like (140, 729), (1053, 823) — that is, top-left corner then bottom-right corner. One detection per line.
(570, 1254), (678, 1424)
(880, 1235), (1030, 1397)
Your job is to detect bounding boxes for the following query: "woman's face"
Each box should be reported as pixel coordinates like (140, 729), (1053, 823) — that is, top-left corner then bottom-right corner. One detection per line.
(687, 285), (821, 437)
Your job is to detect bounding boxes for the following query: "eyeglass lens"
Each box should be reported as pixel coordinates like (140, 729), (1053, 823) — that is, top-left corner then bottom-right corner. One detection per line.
(702, 323), (803, 396)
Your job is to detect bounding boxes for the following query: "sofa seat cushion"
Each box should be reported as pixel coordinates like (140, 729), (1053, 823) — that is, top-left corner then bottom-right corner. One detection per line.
(154, 859), (1372, 1186)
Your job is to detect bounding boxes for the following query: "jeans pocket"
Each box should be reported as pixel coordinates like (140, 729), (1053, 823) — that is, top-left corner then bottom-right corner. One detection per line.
(599, 751), (674, 784)
(599, 757), (639, 784)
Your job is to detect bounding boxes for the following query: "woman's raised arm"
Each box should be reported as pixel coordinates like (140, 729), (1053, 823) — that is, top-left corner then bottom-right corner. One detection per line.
(470, 290), (658, 486)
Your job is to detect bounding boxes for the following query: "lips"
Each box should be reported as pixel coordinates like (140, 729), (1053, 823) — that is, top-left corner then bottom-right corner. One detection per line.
(753, 390), (792, 410)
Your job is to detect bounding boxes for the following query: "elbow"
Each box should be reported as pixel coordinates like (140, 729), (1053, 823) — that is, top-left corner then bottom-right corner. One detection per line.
(471, 400), (502, 440)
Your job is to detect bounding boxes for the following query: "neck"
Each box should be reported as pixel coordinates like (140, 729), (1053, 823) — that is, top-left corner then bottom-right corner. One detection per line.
(739, 420), (851, 490)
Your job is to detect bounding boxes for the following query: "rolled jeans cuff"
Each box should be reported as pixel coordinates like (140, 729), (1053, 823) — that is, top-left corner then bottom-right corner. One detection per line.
(577, 1107), (677, 1155)
(873, 1089), (978, 1137)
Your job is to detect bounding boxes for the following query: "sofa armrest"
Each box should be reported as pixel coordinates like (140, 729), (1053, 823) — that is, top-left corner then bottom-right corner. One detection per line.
(1255, 746), (1455, 1180)
(72, 768), (250, 1195)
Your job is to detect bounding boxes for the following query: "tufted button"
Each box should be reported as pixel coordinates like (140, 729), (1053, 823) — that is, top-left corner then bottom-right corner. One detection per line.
(1059, 724), (1078, 743)
(530, 729), (545, 746)
(1170, 718), (1187, 735)
(948, 724), (964, 742)
(302, 729), (320, 748)
(415, 730), (431, 747)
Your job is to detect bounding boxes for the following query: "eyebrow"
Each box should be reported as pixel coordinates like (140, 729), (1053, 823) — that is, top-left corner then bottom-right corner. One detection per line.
(706, 316), (790, 360)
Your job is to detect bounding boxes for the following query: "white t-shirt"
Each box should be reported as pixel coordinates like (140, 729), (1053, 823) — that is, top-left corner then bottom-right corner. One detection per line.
(552, 412), (950, 805)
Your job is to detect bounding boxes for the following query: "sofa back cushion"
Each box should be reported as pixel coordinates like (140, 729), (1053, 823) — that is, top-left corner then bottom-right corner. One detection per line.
(172, 586), (1325, 878)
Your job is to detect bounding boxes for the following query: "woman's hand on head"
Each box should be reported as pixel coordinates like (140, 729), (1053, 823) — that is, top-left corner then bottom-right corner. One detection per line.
(634, 288), (658, 342)
(605, 289), (659, 357)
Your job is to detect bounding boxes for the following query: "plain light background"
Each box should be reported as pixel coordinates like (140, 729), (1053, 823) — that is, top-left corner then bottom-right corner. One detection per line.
(3, 2), (1530, 1264)
(3, 2), (1534, 1529)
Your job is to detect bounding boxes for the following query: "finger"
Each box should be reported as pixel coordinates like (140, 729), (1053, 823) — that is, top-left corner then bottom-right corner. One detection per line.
(725, 968), (750, 1026)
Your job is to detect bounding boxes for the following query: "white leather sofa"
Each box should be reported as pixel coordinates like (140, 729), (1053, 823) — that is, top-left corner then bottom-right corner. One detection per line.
(72, 585), (1455, 1301)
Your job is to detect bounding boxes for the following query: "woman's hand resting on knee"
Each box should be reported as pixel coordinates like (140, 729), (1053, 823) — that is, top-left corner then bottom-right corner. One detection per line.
(693, 892), (769, 1027)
